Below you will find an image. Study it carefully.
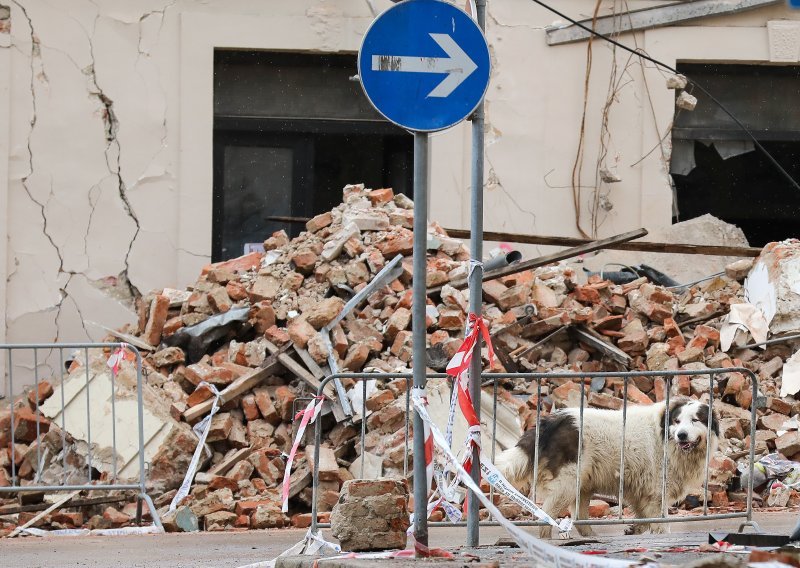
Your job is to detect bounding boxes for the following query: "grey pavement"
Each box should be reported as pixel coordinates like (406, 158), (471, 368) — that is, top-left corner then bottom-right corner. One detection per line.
(1, 511), (798, 567)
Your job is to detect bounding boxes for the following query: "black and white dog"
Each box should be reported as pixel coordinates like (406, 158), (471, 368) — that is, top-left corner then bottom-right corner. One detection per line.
(496, 399), (719, 537)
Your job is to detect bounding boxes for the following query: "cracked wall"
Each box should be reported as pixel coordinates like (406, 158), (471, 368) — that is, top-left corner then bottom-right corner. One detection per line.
(1, 0), (798, 390)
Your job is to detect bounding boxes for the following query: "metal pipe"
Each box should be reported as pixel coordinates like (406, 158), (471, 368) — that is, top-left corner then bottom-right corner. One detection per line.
(8, 350), (15, 485)
(661, 376), (670, 518)
(361, 380), (367, 479)
(85, 347), (92, 483)
(619, 380), (627, 519)
(59, 348), (67, 486)
(575, 379), (585, 522)
(412, 131), (430, 553)
(466, 0), (487, 547)
(703, 374), (713, 515)
(482, 250), (522, 273)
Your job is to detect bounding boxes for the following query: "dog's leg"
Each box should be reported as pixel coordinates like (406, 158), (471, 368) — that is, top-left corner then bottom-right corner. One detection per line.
(539, 493), (573, 539)
(624, 498), (667, 535)
(573, 492), (597, 537)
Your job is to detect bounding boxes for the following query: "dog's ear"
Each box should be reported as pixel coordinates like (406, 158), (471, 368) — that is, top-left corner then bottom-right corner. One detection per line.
(697, 404), (720, 437)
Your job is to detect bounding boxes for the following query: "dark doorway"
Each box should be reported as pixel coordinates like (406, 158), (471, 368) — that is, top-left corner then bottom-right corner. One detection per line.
(670, 63), (800, 246)
(213, 51), (413, 261)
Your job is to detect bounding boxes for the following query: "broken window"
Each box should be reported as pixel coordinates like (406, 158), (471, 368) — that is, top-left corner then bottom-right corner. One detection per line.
(213, 51), (413, 261)
(670, 63), (800, 246)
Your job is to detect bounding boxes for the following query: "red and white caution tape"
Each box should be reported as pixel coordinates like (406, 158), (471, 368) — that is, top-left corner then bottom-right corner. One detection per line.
(411, 392), (642, 568)
(480, 456), (571, 536)
(445, 313), (494, 476)
(107, 345), (127, 377)
(281, 396), (325, 513)
(169, 382), (222, 513)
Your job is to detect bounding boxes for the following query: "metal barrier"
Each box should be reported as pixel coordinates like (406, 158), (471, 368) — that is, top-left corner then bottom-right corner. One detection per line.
(0, 343), (162, 529)
(307, 368), (758, 537)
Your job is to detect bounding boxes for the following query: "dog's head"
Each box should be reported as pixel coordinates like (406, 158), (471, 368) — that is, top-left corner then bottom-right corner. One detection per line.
(663, 399), (719, 453)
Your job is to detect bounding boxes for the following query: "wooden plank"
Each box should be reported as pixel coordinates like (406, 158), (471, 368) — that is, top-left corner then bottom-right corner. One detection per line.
(429, 229), (649, 295)
(207, 447), (253, 477)
(293, 346), (326, 380)
(443, 228), (762, 258)
(263, 340), (321, 391)
(182, 345), (289, 423)
(0, 495), (127, 516)
(8, 490), (80, 538)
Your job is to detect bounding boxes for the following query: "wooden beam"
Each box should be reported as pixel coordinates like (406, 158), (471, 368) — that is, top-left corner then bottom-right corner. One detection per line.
(8, 490), (80, 538)
(263, 340), (321, 391)
(182, 344), (290, 423)
(0, 495), (127, 516)
(443, 228), (762, 258)
(546, 0), (780, 45)
(429, 228), (648, 295)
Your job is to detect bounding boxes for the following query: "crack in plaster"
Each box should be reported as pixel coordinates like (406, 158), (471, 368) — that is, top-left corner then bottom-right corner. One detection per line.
(86, 12), (142, 301)
(10, 3), (65, 274)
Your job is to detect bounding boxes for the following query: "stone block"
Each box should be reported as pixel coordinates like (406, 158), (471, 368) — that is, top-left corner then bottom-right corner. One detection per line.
(331, 478), (410, 551)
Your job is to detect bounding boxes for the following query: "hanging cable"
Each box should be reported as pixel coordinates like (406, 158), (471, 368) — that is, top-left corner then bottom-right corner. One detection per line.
(529, 0), (800, 192)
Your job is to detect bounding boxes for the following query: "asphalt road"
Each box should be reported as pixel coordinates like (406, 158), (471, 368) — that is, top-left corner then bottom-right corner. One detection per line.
(2, 511), (798, 568)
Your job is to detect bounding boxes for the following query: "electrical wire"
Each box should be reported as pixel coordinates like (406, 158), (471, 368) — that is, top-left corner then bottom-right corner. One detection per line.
(529, 0), (800, 192)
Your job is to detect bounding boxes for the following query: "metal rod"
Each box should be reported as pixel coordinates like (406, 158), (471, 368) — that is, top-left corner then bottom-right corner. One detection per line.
(747, 372), (757, 524)
(661, 376), (670, 518)
(404, 378), (411, 478)
(59, 348), (66, 486)
(111, 350), (118, 483)
(532, 380), (541, 503)
(575, 379), (585, 522)
(0, 484), (142, 493)
(133, 346), (148, 501)
(361, 380), (367, 480)
(703, 374), (713, 515)
(33, 349), (41, 480)
(466, 0), (487, 547)
(84, 348), (92, 483)
(489, 380), (498, 521)
(311, 401), (323, 535)
(411, 131), (430, 553)
(619, 380), (627, 519)
(8, 350), (15, 484)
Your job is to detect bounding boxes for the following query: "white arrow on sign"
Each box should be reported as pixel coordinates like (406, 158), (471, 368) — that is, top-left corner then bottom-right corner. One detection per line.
(371, 33), (478, 98)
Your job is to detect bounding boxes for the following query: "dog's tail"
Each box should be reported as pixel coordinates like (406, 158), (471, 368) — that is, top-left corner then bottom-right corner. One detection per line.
(494, 445), (532, 496)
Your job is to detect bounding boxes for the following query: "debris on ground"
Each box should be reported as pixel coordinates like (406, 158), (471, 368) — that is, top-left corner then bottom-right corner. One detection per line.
(2, 184), (800, 535)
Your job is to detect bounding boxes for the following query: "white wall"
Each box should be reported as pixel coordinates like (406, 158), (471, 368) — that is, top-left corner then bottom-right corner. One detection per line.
(1, 0), (797, 388)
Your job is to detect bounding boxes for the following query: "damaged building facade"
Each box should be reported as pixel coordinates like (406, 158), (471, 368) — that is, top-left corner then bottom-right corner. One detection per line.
(0, 0), (800, 384)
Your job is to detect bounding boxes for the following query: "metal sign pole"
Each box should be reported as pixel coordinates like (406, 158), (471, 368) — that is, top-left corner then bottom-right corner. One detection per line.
(466, 0), (487, 549)
(412, 131), (430, 554)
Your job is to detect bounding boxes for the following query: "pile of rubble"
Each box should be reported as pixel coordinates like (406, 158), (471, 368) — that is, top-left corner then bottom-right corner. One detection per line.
(2, 183), (800, 536)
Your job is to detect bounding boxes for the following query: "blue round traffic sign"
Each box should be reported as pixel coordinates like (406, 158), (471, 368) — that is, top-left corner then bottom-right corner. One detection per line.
(358, 0), (491, 132)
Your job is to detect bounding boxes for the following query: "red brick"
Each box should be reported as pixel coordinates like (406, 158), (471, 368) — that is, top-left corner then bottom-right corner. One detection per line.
(253, 388), (280, 425)
(291, 513), (313, 528)
(274, 386), (297, 422)
(574, 286), (602, 304)
(589, 500), (610, 518)
(207, 287), (232, 314)
(306, 212), (333, 233)
(27, 381), (53, 407)
(234, 514), (251, 529)
(226, 281), (248, 302)
(625, 383), (653, 405)
(264, 325), (291, 345)
(184, 363), (234, 387)
(375, 228), (414, 256)
(226, 460), (254, 482)
(343, 343), (370, 372)
(144, 295), (170, 346)
(102, 506), (131, 528)
(250, 301), (276, 335)
(209, 475), (240, 492)
(162, 316), (183, 337)
(187, 384), (214, 408)
(291, 249), (318, 275)
(588, 392), (623, 410)
(236, 499), (276, 517)
(287, 317), (316, 348)
(202, 252), (263, 276)
(13, 408), (50, 443)
(241, 395), (260, 421)
(367, 188), (394, 205)
(366, 389), (396, 411)
(693, 325), (720, 348)
(767, 397), (792, 416)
